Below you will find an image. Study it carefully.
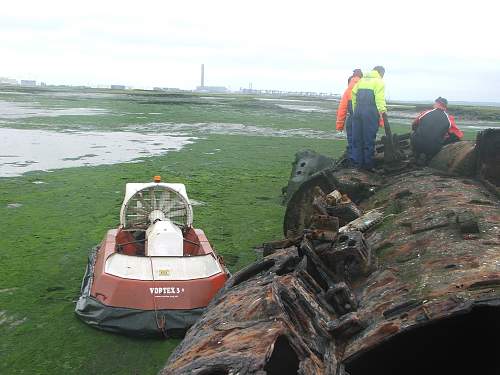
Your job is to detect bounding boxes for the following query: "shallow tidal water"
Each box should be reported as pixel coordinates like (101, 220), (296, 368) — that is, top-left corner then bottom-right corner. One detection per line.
(0, 128), (194, 177)
(0, 100), (109, 119)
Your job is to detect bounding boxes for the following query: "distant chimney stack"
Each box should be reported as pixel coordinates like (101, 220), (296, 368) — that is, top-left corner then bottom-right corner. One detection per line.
(201, 64), (205, 88)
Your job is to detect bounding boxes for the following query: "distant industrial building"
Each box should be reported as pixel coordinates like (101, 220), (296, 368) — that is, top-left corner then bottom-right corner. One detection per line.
(110, 85), (126, 90)
(20, 80), (36, 86)
(153, 87), (182, 92)
(0, 77), (18, 85)
(239, 88), (337, 98)
(196, 86), (228, 93)
(200, 64), (205, 88)
(195, 64), (227, 93)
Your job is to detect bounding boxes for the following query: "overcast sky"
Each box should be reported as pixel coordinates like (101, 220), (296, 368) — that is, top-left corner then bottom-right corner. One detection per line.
(1, 0), (499, 102)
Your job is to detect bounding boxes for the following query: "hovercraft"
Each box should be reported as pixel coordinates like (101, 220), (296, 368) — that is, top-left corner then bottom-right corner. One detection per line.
(75, 176), (229, 337)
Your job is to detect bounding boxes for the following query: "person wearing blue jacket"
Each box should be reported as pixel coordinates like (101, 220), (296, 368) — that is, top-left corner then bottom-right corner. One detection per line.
(351, 66), (387, 171)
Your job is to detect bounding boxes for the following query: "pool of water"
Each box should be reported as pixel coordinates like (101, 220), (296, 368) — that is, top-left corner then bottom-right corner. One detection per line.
(276, 104), (332, 113)
(0, 128), (194, 177)
(0, 100), (109, 119)
(132, 122), (343, 139)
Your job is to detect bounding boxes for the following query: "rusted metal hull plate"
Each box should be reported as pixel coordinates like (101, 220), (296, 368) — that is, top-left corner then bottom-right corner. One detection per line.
(344, 169), (500, 361)
(162, 131), (500, 374)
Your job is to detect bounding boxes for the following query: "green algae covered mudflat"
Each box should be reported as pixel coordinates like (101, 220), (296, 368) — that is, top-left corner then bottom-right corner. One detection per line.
(0, 86), (497, 374)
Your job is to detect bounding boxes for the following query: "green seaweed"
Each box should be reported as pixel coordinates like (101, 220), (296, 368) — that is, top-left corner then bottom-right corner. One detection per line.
(0, 135), (341, 374)
(0, 86), (497, 374)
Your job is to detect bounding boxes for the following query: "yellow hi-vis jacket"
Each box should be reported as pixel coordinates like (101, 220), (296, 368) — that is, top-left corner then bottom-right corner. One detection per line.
(351, 70), (387, 114)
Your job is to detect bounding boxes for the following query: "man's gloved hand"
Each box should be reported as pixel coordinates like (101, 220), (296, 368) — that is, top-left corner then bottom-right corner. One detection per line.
(444, 133), (460, 145)
(336, 130), (346, 138)
(378, 112), (385, 127)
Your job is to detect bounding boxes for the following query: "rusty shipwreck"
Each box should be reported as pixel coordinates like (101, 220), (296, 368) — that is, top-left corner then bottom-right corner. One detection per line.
(162, 128), (500, 374)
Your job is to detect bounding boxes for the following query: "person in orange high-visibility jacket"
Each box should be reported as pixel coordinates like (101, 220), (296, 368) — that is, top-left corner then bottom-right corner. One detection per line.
(336, 69), (363, 163)
(351, 66), (387, 171)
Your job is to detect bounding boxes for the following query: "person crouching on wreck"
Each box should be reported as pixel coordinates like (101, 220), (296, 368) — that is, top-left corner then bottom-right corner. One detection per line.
(411, 97), (463, 163)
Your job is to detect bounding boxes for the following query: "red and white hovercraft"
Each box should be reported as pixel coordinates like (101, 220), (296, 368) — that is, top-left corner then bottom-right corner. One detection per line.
(75, 176), (230, 337)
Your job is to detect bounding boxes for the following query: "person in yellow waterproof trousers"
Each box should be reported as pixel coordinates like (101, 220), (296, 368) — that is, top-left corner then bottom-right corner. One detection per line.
(351, 66), (387, 171)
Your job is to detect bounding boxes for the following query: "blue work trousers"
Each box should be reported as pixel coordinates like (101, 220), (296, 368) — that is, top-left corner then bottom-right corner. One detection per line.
(351, 108), (379, 169)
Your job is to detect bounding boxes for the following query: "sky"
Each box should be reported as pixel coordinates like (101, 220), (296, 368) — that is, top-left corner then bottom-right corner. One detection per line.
(1, 0), (499, 102)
